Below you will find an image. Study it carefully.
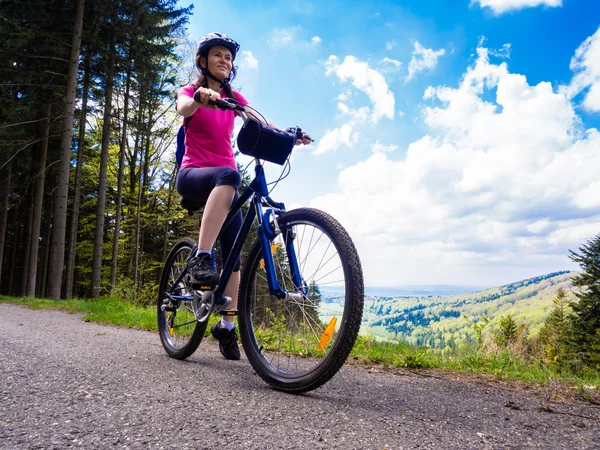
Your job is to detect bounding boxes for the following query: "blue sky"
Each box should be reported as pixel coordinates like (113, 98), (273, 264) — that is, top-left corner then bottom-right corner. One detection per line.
(179, 0), (600, 288)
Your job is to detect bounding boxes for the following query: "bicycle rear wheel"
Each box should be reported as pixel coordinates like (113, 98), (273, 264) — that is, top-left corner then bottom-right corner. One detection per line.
(157, 237), (207, 360)
(238, 208), (364, 393)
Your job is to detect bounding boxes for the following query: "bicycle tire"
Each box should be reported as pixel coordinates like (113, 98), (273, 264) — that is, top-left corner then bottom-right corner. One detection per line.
(238, 207), (364, 393)
(157, 237), (207, 360)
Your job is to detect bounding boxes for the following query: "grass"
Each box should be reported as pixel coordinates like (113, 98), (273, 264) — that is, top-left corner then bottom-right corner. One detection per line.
(0, 295), (159, 330)
(2, 295), (598, 402)
(349, 334), (600, 402)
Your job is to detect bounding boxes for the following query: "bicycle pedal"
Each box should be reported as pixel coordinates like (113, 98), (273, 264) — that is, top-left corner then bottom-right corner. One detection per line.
(213, 296), (232, 314)
(191, 283), (216, 291)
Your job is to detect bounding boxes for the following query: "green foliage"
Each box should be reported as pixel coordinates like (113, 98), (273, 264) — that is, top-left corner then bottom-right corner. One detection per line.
(567, 233), (600, 370)
(538, 288), (571, 369)
(468, 315), (489, 347)
(111, 275), (158, 307)
(494, 314), (522, 347)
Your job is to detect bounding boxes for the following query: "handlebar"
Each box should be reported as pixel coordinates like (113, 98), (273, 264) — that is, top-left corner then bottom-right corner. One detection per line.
(195, 93), (314, 142)
(208, 96), (245, 112)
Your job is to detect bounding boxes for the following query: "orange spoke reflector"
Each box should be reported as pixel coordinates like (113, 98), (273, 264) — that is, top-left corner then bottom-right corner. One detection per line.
(259, 242), (280, 270)
(169, 328), (174, 335)
(317, 317), (337, 351)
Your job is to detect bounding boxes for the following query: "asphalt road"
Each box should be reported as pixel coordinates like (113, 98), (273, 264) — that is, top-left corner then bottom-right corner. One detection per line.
(1, 303), (599, 449)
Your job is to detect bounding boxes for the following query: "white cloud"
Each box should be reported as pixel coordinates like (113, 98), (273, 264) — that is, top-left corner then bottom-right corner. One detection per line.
(269, 27), (323, 50)
(269, 26), (300, 46)
(472, 0), (562, 15)
(326, 55), (395, 122)
(371, 140), (398, 153)
(314, 124), (358, 154)
(337, 102), (370, 123)
(489, 43), (512, 59)
(336, 91), (351, 101)
(561, 27), (600, 112)
(572, 181), (600, 209)
(381, 57), (402, 73)
(310, 39), (600, 286)
(386, 41), (397, 51)
(240, 50), (258, 70)
(406, 42), (446, 82)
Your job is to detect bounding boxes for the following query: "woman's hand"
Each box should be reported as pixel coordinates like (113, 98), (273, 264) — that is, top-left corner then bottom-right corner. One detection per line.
(193, 87), (220, 110)
(296, 132), (313, 146)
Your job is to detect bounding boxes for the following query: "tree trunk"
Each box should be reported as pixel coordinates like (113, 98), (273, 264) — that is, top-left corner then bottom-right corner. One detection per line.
(40, 187), (54, 298)
(91, 31), (117, 299)
(127, 102), (143, 277)
(26, 103), (51, 297)
(0, 159), (11, 288)
(21, 193), (34, 296)
(162, 168), (176, 261)
(110, 57), (133, 290)
(137, 108), (153, 288)
(133, 144), (143, 288)
(8, 215), (20, 295)
(46, 0), (85, 299)
(65, 53), (91, 298)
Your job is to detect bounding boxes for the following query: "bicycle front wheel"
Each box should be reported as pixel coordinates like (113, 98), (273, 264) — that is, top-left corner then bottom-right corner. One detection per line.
(157, 237), (206, 360)
(238, 207), (364, 393)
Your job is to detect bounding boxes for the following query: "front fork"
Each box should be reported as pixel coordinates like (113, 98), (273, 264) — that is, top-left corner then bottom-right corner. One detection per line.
(256, 200), (305, 299)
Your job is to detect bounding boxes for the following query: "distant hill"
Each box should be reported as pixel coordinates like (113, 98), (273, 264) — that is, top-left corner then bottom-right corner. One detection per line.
(360, 271), (577, 349)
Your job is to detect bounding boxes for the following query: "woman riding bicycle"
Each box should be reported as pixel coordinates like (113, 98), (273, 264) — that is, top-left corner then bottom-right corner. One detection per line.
(175, 32), (311, 361)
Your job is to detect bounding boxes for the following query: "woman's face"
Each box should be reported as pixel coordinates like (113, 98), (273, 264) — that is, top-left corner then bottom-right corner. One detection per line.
(201, 45), (233, 80)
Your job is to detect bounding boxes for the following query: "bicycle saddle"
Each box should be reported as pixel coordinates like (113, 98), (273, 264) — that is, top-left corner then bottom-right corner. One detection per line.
(180, 197), (206, 216)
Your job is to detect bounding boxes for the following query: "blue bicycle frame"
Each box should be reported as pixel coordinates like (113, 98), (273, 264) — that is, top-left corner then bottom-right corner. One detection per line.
(168, 161), (306, 306)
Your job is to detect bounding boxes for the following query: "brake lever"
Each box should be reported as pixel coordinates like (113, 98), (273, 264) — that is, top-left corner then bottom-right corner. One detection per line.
(287, 127), (314, 142)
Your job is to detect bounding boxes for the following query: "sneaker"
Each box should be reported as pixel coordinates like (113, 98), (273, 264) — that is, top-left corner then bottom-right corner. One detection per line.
(211, 322), (241, 360)
(188, 252), (219, 288)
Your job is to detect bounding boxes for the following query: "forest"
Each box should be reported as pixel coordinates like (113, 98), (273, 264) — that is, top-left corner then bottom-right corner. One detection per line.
(363, 271), (574, 348)
(0, 0), (206, 301)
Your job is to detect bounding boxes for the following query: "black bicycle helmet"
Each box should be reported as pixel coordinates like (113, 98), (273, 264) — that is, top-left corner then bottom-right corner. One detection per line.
(196, 32), (240, 61)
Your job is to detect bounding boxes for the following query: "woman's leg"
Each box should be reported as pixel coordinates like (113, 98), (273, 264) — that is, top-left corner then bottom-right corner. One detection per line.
(197, 184), (236, 251)
(222, 270), (240, 324)
(176, 167), (241, 286)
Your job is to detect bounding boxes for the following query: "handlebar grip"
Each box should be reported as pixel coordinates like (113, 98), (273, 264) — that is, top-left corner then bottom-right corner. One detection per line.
(287, 127), (314, 142)
(193, 90), (234, 111)
(208, 98), (230, 110)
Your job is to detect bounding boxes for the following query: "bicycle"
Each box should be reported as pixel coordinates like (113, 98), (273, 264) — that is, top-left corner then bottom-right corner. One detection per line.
(157, 97), (364, 393)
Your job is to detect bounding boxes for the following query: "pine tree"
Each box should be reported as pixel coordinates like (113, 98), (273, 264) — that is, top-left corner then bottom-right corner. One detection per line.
(568, 233), (600, 369)
(494, 314), (518, 347)
(538, 288), (570, 367)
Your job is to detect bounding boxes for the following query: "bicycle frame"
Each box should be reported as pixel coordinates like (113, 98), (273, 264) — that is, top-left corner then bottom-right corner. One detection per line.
(168, 160), (306, 307)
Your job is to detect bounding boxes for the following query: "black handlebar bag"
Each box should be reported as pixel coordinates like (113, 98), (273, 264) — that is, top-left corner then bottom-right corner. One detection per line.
(237, 118), (295, 165)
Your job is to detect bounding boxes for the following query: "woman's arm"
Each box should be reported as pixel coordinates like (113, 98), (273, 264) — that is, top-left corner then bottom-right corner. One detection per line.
(243, 105), (312, 145)
(244, 106), (276, 127)
(177, 86), (220, 117)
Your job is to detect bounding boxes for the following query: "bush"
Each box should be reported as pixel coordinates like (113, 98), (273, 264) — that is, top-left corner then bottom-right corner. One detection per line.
(111, 275), (157, 307)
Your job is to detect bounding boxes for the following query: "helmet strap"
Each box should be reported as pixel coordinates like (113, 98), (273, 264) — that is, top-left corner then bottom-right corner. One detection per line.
(205, 69), (230, 88)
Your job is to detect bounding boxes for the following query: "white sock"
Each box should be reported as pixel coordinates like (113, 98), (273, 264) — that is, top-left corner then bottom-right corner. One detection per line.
(221, 319), (235, 331)
(196, 249), (211, 256)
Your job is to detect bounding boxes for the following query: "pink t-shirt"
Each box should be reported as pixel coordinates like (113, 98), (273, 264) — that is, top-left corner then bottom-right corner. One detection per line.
(177, 85), (248, 170)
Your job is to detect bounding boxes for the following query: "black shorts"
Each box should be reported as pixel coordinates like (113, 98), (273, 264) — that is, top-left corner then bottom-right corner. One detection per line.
(176, 166), (243, 271)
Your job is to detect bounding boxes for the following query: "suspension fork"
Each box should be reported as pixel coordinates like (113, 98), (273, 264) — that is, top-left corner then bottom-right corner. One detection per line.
(259, 203), (305, 297)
